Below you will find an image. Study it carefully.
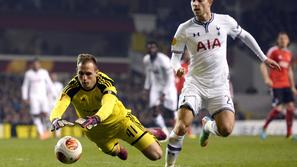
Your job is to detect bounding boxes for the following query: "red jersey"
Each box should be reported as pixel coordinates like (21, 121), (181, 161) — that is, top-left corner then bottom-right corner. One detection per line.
(175, 62), (189, 94)
(267, 46), (292, 88)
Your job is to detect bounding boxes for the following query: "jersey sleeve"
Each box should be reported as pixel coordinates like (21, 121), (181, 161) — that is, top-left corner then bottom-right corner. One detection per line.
(226, 15), (242, 39)
(171, 24), (186, 53)
(21, 72), (30, 100)
(266, 47), (276, 59)
(49, 93), (71, 122)
(95, 72), (118, 122)
(143, 56), (151, 90)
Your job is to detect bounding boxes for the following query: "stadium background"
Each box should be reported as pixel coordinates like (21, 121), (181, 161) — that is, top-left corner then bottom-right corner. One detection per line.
(0, 0), (297, 138)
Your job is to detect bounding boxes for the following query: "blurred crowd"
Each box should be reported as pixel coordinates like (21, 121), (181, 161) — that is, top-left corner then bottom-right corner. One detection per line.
(0, 0), (295, 57)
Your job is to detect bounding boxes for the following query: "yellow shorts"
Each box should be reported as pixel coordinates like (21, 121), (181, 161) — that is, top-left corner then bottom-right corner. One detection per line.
(85, 112), (157, 155)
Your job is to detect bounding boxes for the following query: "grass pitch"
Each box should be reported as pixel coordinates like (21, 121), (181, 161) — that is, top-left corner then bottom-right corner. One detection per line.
(0, 136), (297, 167)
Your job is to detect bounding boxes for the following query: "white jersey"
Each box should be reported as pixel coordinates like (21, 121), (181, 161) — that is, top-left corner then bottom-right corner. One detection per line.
(49, 81), (63, 108)
(143, 52), (176, 93)
(143, 52), (177, 110)
(22, 68), (56, 100)
(172, 13), (241, 96)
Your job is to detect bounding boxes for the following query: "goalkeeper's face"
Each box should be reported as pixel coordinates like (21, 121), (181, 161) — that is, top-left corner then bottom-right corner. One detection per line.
(77, 61), (97, 90)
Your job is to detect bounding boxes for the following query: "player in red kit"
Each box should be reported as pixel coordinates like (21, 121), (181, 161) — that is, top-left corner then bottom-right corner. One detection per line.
(259, 32), (297, 140)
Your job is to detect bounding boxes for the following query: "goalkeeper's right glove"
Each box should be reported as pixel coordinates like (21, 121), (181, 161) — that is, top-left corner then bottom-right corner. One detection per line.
(50, 118), (74, 131)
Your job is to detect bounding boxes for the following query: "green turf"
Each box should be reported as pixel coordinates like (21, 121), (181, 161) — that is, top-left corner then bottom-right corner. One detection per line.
(0, 136), (297, 167)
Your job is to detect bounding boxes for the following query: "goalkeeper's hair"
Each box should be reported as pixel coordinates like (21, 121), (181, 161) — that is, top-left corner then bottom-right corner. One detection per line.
(77, 53), (97, 66)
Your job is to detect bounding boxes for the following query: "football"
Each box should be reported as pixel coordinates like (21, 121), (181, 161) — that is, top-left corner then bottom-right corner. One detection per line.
(54, 136), (82, 164)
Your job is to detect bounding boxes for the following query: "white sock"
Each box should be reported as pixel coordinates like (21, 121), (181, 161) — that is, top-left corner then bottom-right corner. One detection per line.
(33, 117), (45, 136)
(154, 114), (167, 129)
(165, 131), (185, 167)
(204, 119), (221, 136)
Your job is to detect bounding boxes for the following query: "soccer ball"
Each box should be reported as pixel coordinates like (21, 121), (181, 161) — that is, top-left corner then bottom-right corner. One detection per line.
(54, 136), (82, 164)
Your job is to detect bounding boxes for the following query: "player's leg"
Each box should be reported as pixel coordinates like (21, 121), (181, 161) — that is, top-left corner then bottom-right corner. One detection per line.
(121, 112), (162, 160)
(165, 106), (195, 167)
(285, 102), (295, 138)
(30, 99), (48, 139)
(260, 88), (283, 139)
(153, 106), (169, 136)
(85, 132), (128, 160)
(149, 89), (169, 135)
(283, 88), (295, 138)
(200, 95), (235, 147)
(261, 89), (288, 139)
(40, 97), (51, 138)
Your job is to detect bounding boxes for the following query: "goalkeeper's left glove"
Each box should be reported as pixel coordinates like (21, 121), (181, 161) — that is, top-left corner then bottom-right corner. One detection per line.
(75, 115), (100, 130)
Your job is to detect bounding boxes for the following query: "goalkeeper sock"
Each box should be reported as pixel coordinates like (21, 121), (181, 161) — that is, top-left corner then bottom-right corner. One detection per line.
(165, 131), (184, 167)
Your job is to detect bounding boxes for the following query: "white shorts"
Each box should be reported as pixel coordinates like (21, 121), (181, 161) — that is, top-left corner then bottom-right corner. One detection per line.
(149, 87), (177, 111)
(29, 96), (50, 115)
(178, 83), (234, 116)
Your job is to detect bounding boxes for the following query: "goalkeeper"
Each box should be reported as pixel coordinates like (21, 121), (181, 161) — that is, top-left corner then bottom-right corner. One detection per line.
(50, 54), (165, 161)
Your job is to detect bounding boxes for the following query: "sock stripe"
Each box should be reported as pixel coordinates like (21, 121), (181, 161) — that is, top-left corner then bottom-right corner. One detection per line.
(167, 144), (182, 151)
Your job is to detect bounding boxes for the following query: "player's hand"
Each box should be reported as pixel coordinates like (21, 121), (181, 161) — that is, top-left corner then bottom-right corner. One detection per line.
(264, 58), (281, 71)
(23, 99), (30, 105)
(51, 118), (74, 131)
(264, 78), (273, 87)
(142, 89), (149, 101)
(292, 87), (297, 96)
(75, 115), (100, 130)
(176, 67), (186, 78)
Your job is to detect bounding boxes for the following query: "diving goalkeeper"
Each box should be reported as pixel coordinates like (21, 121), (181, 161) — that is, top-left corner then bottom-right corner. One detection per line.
(50, 53), (166, 161)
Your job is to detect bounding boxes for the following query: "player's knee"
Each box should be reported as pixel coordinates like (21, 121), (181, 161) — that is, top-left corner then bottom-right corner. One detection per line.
(149, 149), (163, 161)
(218, 125), (233, 137)
(144, 146), (163, 161)
(174, 121), (189, 136)
(287, 103), (295, 111)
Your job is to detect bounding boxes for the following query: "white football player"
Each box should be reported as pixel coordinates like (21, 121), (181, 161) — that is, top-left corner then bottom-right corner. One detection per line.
(143, 41), (177, 137)
(165, 0), (280, 166)
(22, 58), (57, 140)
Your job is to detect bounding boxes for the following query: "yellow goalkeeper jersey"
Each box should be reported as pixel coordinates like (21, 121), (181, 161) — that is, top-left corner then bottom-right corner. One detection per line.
(49, 71), (129, 127)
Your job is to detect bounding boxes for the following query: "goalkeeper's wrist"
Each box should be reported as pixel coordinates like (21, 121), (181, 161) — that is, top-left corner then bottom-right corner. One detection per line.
(51, 118), (60, 123)
(93, 115), (101, 124)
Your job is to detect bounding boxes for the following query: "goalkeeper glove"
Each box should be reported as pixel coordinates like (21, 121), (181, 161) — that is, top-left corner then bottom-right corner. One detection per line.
(75, 115), (100, 130)
(51, 118), (74, 131)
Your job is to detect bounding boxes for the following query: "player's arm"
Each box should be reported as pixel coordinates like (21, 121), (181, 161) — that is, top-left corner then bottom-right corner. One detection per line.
(76, 86), (118, 130)
(45, 71), (58, 97)
(226, 15), (280, 70)
(21, 72), (30, 103)
(171, 23), (186, 77)
(237, 29), (280, 71)
(171, 52), (185, 78)
(288, 66), (297, 95)
(260, 62), (273, 87)
(143, 57), (151, 91)
(50, 93), (71, 121)
(50, 93), (74, 131)
(95, 86), (118, 122)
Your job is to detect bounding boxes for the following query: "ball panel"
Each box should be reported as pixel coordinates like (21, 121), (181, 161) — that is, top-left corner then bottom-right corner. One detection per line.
(54, 136), (82, 164)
